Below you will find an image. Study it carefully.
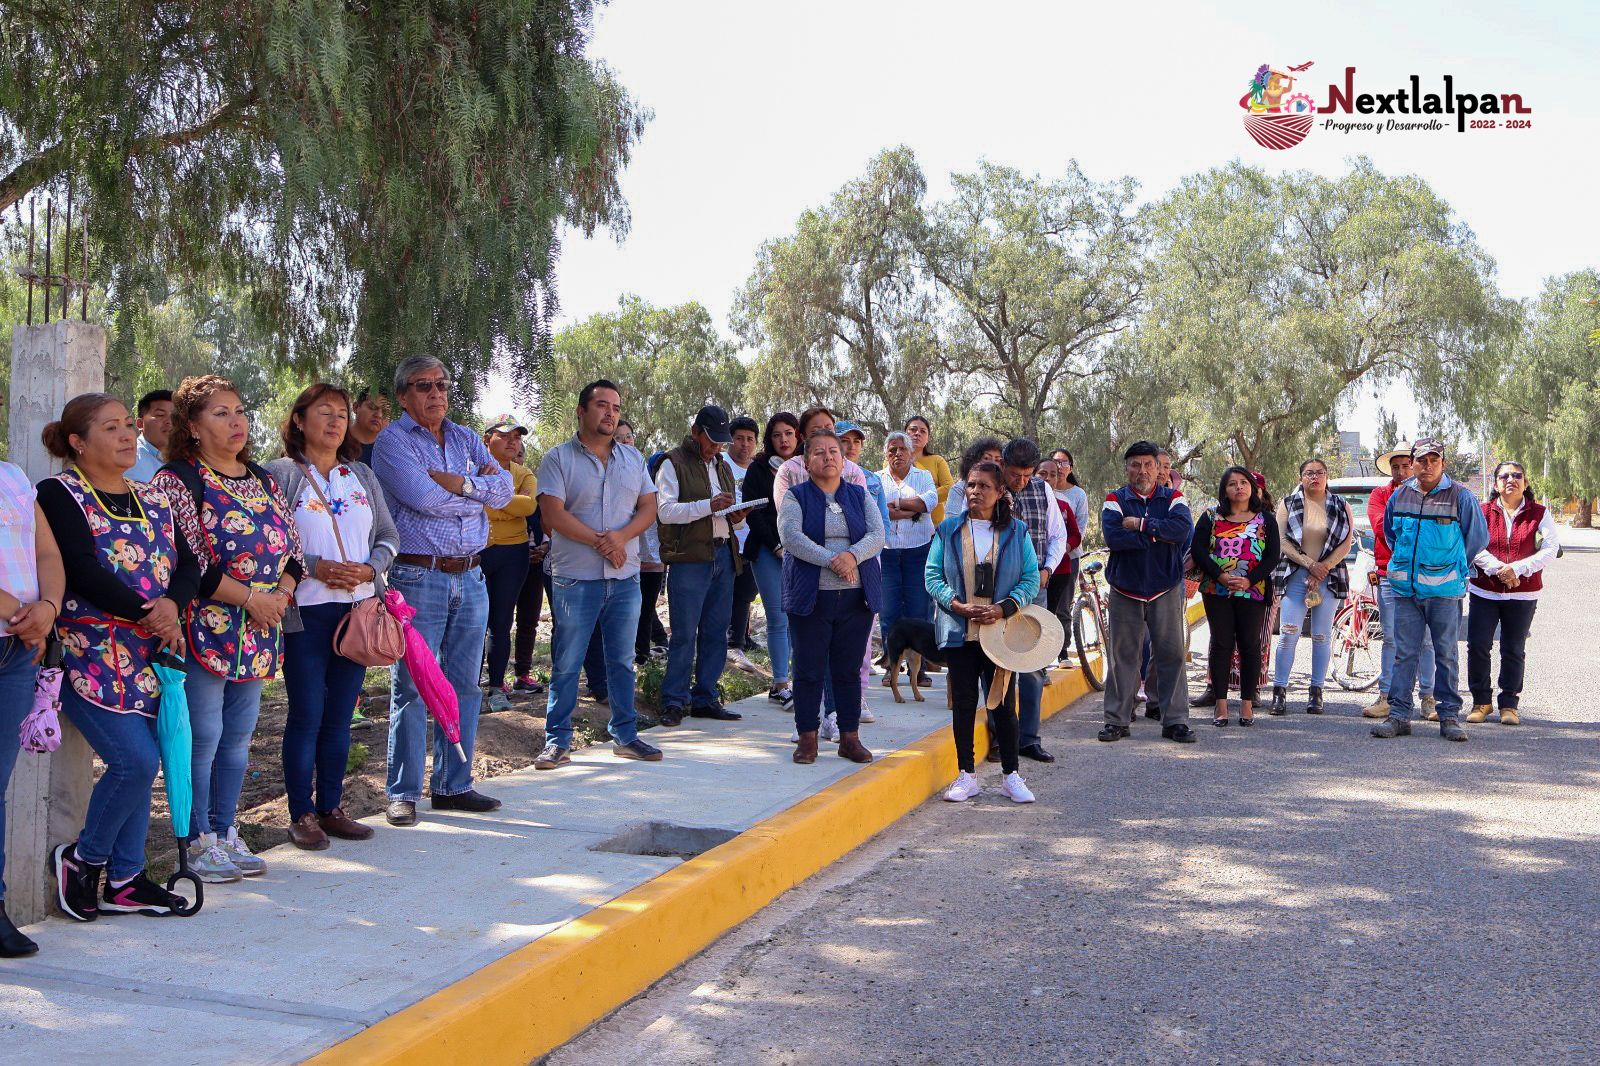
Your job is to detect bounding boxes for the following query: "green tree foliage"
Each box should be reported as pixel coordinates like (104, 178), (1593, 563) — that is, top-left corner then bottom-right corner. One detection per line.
(0, 1), (646, 398)
(735, 146), (942, 436)
(1139, 158), (1510, 489)
(534, 295), (746, 454)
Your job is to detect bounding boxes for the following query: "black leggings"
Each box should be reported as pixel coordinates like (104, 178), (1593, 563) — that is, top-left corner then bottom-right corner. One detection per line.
(1046, 565), (1077, 659)
(1203, 594), (1267, 700)
(947, 641), (1019, 775)
(1467, 595), (1537, 709)
(637, 569), (666, 660)
(728, 560), (758, 650)
(481, 543), (530, 689)
(512, 554), (544, 678)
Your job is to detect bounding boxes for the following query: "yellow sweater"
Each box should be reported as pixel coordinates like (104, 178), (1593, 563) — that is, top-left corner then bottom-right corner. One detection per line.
(487, 462), (537, 546)
(916, 453), (954, 525)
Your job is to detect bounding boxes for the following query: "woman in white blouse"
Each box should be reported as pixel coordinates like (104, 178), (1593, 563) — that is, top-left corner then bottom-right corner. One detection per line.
(877, 432), (938, 656)
(268, 385), (398, 851)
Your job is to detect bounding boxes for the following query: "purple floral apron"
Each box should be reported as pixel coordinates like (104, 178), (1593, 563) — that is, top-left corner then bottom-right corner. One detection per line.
(53, 468), (178, 716)
(185, 463), (292, 680)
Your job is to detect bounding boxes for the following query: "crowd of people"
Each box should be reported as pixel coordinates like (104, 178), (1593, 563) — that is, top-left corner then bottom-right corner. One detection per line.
(0, 366), (1561, 957)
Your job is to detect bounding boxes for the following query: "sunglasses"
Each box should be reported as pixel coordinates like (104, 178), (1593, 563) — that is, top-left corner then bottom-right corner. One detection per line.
(1497, 471), (1525, 481)
(408, 379), (451, 394)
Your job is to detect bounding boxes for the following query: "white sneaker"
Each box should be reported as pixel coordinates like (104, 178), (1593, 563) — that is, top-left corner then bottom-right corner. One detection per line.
(943, 771), (982, 802)
(790, 725), (801, 743)
(222, 825), (266, 876)
(187, 833), (243, 883)
(858, 702), (876, 724)
(819, 712), (840, 742)
(727, 649), (758, 674)
(1001, 772), (1035, 804)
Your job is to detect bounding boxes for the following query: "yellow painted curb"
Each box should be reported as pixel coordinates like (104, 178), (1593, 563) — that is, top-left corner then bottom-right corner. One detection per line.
(309, 665), (1096, 1066)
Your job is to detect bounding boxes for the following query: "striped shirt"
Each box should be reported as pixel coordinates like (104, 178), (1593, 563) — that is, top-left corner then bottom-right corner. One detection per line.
(371, 414), (513, 556)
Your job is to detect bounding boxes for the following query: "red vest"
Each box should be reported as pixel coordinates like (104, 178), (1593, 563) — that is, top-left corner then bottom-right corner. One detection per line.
(1470, 498), (1545, 595)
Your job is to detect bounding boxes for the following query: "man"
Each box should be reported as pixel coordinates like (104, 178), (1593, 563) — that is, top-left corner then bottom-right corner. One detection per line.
(128, 389), (173, 482)
(655, 405), (745, 727)
(350, 387), (391, 465)
(536, 380), (664, 766)
(726, 415), (762, 671)
(1371, 438), (1488, 742)
(1099, 441), (1196, 744)
(1000, 438), (1071, 762)
(371, 357), (513, 826)
(1142, 446), (1185, 716)
(1365, 441), (1438, 720)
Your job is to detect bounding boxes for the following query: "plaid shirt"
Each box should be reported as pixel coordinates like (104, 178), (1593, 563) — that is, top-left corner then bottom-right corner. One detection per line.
(371, 414), (513, 556)
(0, 462), (38, 636)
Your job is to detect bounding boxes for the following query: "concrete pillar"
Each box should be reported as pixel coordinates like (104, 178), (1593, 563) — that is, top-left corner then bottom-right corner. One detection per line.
(5, 321), (105, 926)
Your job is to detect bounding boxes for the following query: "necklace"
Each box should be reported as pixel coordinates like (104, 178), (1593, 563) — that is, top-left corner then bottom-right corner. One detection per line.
(74, 466), (148, 524)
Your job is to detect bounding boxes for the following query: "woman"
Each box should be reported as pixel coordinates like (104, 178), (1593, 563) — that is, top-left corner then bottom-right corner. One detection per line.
(480, 419), (537, 711)
(267, 384), (398, 850)
(40, 394), (202, 919)
(778, 428), (884, 764)
(774, 406), (870, 504)
(1037, 459), (1085, 662)
(1268, 458), (1352, 716)
(1047, 447), (1091, 555)
(946, 436), (1004, 520)
(152, 375), (304, 882)
(1194, 467), (1280, 726)
(904, 416), (953, 524)
(926, 461), (1040, 804)
(741, 413), (800, 707)
(878, 431), (937, 652)
(635, 451), (669, 666)
(0, 457), (65, 953)
(1466, 461), (1558, 725)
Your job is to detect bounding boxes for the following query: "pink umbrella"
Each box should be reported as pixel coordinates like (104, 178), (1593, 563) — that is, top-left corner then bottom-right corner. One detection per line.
(20, 641), (64, 754)
(383, 588), (467, 761)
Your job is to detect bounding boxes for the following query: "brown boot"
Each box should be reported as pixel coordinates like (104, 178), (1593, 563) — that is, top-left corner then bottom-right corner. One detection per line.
(1499, 706), (1520, 726)
(1465, 703), (1492, 723)
(837, 731), (874, 764)
(1420, 696), (1439, 722)
(289, 812), (330, 851)
(793, 731), (818, 764)
(318, 807), (375, 841)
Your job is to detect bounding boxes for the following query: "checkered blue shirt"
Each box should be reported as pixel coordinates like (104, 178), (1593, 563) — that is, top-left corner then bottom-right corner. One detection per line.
(371, 414), (512, 556)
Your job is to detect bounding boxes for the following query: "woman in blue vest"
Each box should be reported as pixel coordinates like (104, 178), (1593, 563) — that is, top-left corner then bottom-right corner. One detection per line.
(926, 461), (1040, 804)
(37, 393), (203, 920)
(777, 428), (884, 765)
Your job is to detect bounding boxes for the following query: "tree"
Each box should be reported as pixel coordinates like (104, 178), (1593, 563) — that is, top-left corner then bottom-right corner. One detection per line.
(534, 295), (746, 454)
(1495, 271), (1600, 525)
(735, 146), (942, 436)
(922, 161), (1145, 441)
(0, 1), (647, 397)
(1138, 158), (1511, 490)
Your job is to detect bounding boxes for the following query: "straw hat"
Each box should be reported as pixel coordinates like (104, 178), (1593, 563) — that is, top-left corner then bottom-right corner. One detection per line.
(1375, 441), (1414, 477)
(979, 604), (1065, 676)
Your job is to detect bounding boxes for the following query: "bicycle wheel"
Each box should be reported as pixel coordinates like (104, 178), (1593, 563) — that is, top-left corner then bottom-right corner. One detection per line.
(1074, 595), (1107, 691)
(1330, 601), (1382, 691)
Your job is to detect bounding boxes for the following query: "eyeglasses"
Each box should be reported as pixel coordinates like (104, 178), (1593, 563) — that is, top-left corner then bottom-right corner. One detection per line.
(1302, 471), (1327, 479)
(407, 379), (451, 394)
(1497, 471), (1525, 481)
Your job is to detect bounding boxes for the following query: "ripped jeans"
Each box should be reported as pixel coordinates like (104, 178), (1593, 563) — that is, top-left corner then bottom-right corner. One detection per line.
(1272, 569), (1336, 688)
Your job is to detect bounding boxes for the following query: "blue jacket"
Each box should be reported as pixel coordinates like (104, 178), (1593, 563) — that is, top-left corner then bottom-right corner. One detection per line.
(781, 479), (883, 616)
(1100, 484), (1193, 600)
(925, 513), (1040, 650)
(1383, 474), (1489, 599)
(862, 469), (892, 530)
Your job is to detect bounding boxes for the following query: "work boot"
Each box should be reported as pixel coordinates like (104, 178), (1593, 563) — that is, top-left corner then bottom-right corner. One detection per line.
(1305, 685), (1325, 715)
(1420, 696), (1439, 722)
(1465, 703), (1492, 723)
(1439, 718), (1469, 742)
(1189, 686), (1217, 708)
(837, 731), (873, 764)
(1499, 706), (1521, 726)
(793, 731), (819, 764)
(1268, 685), (1288, 716)
(1363, 694), (1390, 719)
(1370, 717), (1412, 739)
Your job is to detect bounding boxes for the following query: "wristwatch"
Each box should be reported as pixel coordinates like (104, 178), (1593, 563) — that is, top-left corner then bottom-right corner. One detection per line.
(460, 476), (476, 497)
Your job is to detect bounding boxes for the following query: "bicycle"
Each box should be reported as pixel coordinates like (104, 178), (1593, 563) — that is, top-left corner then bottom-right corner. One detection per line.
(1329, 555), (1382, 691)
(1072, 552), (1111, 690)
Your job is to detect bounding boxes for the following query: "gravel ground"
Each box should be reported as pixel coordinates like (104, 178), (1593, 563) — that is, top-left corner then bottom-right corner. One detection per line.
(551, 529), (1600, 1066)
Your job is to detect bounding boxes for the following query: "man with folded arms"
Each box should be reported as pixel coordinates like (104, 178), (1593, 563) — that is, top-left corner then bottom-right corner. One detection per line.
(372, 356), (513, 826)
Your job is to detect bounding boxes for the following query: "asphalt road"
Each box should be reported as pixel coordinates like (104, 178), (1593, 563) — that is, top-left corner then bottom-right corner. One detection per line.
(551, 529), (1600, 1066)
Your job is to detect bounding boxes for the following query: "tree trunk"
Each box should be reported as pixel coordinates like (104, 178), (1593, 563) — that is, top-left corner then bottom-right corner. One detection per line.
(1576, 497), (1593, 528)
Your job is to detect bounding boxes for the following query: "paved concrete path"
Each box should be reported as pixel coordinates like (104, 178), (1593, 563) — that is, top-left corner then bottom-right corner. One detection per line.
(556, 529), (1600, 1065)
(0, 659), (958, 1063)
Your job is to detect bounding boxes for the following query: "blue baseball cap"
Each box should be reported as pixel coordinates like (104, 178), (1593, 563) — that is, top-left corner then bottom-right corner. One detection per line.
(835, 420), (866, 440)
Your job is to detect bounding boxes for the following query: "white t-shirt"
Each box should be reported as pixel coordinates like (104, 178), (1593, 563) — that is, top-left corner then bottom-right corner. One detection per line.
(292, 463), (377, 607)
(729, 457), (751, 550)
(969, 518), (995, 562)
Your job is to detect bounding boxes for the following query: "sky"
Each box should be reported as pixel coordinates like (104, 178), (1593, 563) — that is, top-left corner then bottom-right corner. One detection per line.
(486, 0), (1600, 447)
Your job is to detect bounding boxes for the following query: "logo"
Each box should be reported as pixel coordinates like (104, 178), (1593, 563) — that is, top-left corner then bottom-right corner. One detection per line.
(1239, 62), (1319, 150)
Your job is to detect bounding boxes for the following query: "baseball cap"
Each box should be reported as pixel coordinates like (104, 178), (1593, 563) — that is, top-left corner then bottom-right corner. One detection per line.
(486, 414), (528, 436)
(1411, 437), (1444, 459)
(835, 420), (867, 440)
(692, 404), (733, 444)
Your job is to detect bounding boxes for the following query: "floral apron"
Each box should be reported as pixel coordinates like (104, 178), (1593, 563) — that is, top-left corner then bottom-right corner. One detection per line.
(185, 463), (291, 680)
(53, 468), (178, 716)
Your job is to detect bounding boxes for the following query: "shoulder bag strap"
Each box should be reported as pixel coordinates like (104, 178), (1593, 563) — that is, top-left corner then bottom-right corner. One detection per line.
(298, 463), (350, 564)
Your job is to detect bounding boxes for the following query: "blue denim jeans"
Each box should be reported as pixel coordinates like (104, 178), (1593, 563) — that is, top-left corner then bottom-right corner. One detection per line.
(185, 667), (265, 839)
(1387, 594), (1464, 722)
(1272, 569), (1337, 687)
(663, 545), (736, 709)
(282, 602), (368, 819)
(879, 542), (932, 642)
(60, 688), (160, 881)
(1377, 577), (1435, 699)
(749, 547), (790, 684)
(0, 637), (38, 898)
(545, 576), (642, 748)
(386, 563), (489, 801)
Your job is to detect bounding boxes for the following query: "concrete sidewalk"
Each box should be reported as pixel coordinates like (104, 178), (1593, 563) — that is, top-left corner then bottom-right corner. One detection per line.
(1, 670), (970, 1064)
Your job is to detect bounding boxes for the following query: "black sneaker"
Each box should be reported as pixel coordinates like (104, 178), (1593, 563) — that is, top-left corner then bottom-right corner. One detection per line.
(614, 738), (664, 762)
(690, 702), (742, 721)
(1161, 723), (1198, 744)
(586, 688), (609, 705)
(1097, 724), (1131, 742)
(430, 789), (502, 813)
(768, 684), (794, 712)
(101, 871), (187, 916)
(1144, 704), (1162, 720)
(52, 842), (102, 922)
(659, 705), (686, 727)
